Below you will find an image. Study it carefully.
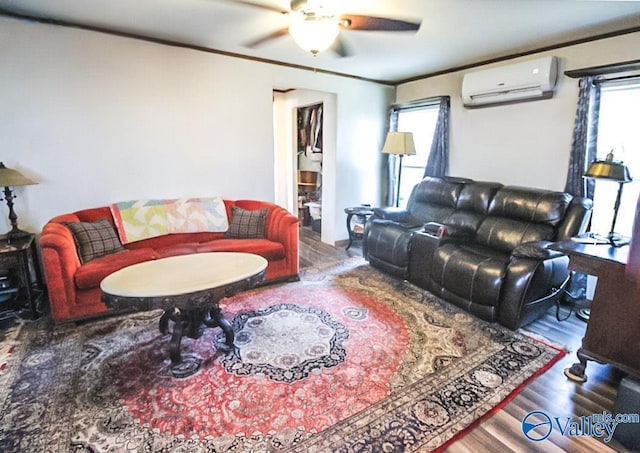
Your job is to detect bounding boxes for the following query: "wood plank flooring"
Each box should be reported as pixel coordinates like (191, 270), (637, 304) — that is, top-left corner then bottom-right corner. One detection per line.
(299, 225), (361, 268)
(299, 225), (633, 452)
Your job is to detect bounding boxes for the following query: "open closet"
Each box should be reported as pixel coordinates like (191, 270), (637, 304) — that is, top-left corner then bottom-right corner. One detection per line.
(297, 103), (323, 233)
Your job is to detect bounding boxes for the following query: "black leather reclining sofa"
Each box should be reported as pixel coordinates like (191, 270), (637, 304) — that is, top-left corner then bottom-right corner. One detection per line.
(363, 177), (592, 330)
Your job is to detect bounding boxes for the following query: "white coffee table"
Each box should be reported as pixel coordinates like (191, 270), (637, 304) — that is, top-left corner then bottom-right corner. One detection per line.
(101, 252), (267, 367)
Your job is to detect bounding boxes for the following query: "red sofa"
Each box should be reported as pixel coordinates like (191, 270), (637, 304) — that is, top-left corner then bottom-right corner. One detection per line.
(40, 199), (299, 322)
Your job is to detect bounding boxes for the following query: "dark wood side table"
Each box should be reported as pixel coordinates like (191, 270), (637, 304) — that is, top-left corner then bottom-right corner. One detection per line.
(550, 238), (639, 383)
(0, 233), (43, 320)
(344, 206), (374, 250)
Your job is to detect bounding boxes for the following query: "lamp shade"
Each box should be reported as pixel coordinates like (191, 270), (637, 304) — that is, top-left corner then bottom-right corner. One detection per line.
(0, 162), (37, 187)
(584, 152), (632, 183)
(382, 132), (416, 156)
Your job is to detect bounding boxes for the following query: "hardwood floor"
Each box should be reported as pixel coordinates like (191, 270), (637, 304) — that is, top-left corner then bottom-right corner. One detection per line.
(299, 225), (362, 268)
(300, 226), (633, 452)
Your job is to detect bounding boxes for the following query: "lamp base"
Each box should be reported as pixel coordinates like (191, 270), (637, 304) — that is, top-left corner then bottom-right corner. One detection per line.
(576, 308), (591, 322)
(5, 227), (32, 241)
(607, 232), (630, 248)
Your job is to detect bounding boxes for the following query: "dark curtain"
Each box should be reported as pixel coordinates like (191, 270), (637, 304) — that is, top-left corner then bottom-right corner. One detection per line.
(424, 96), (451, 178)
(564, 76), (601, 302)
(564, 76), (601, 199)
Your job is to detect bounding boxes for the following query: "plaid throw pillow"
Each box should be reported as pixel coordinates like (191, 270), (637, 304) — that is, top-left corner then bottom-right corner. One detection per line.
(65, 219), (125, 263)
(224, 207), (268, 239)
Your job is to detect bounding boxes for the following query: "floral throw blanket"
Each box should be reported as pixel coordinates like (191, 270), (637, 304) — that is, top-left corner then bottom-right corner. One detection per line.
(110, 197), (229, 244)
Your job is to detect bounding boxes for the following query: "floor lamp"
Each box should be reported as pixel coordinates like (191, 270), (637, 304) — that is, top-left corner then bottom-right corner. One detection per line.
(382, 132), (416, 207)
(584, 150), (632, 247)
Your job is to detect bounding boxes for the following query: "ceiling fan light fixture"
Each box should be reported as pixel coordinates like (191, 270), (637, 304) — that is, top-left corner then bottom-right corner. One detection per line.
(289, 14), (339, 55)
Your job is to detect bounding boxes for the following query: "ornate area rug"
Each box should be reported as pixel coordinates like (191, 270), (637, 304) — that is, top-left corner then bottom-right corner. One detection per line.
(0, 259), (564, 452)
(0, 321), (22, 376)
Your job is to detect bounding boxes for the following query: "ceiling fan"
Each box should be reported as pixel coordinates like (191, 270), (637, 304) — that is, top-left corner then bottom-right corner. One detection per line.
(227, 0), (422, 56)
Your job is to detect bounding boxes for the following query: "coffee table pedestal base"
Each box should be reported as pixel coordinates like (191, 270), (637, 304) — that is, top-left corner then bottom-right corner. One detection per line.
(159, 307), (235, 365)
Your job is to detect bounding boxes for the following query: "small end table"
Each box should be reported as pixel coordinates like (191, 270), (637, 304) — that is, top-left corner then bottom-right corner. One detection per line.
(0, 233), (43, 320)
(344, 206), (375, 250)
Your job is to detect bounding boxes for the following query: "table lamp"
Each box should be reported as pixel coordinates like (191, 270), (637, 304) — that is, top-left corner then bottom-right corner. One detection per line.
(382, 132), (416, 207)
(0, 162), (38, 239)
(584, 151), (632, 247)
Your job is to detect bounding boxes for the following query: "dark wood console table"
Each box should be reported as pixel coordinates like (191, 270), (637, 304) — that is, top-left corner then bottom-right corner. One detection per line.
(550, 239), (640, 383)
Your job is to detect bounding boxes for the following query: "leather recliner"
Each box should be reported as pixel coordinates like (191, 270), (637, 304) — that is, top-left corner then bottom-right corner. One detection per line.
(363, 177), (473, 278)
(363, 177), (592, 330)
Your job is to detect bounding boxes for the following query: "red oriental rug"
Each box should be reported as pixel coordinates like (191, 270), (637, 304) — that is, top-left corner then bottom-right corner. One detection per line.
(0, 259), (564, 452)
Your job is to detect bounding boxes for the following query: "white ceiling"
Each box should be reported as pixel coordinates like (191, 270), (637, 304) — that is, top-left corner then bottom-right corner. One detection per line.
(1, 0), (639, 84)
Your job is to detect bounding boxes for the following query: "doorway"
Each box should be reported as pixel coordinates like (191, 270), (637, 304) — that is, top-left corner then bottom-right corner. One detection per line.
(273, 89), (337, 245)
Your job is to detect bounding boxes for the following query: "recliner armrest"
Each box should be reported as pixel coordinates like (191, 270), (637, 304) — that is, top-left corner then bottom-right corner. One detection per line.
(424, 222), (476, 242)
(511, 241), (565, 260)
(372, 207), (411, 222)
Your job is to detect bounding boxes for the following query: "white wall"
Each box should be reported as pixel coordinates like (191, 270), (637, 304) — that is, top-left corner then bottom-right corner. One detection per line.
(396, 32), (640, 191)
(273, 92), (292, 213)
(0, 17), (393, 243)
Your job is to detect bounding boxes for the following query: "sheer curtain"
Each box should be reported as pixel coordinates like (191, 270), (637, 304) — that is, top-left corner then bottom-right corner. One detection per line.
(386, 109), (399, 207)
(423, 96), (451, 178)
(564, 76), (601, 301)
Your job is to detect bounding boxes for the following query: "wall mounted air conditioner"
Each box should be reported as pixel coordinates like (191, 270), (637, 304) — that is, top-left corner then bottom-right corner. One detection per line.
(462, 56), (558, 107)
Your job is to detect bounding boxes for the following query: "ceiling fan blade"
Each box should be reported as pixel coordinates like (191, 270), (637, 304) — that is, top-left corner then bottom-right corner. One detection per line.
(226, 0), (289, 14)
(331, 35), (352, 58)
(244, 27), (290, 48)
(340, 14), (421, 32)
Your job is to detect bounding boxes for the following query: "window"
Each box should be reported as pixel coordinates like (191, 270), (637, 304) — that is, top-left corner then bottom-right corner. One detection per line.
(590, 81), (640, 238)
(394, 106), (439, 206)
